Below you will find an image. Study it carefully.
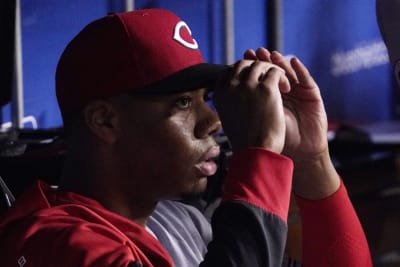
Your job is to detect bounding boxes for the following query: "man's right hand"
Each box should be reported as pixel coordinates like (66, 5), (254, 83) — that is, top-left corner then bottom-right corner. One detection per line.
(244, 48), (340, 199)
(213, 59), (290, 154)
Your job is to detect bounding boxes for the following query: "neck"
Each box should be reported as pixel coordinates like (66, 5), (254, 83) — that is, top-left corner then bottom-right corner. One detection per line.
(59, 155), (156, 227)
(103, 198), (157, 226)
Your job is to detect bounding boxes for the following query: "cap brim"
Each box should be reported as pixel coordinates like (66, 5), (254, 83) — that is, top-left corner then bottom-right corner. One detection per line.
(135, 63), (231, 94)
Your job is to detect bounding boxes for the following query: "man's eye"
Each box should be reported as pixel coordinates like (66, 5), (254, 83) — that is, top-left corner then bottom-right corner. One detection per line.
(176, 97), (192, 109)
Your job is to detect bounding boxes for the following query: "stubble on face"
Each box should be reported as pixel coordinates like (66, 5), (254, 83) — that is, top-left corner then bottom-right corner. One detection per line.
(112, 89), (219, 201)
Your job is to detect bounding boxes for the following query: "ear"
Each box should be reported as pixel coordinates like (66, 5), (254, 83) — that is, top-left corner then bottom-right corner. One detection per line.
(83, 100), (120, 144)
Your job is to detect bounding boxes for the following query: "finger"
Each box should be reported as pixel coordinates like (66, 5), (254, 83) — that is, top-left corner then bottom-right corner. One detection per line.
(243, 49), (257, 60)
(270, 51), (299, 83)
(255, 47), (272, 62)
(290, 57), (318, 88)
(246, 61), (278, 83)
(229, 60), (288, 92)
(259, 67), (285, 95)
(250, 60), (286, 74)
(243, 61), (267, 89)
(224, 59), (256, 88)
(256, 61), (290, 93)
(257, 65), (290, 93)
(213, 61), (257, 110)
(233, 59), (257, 76)
(278, 74), (291, 93)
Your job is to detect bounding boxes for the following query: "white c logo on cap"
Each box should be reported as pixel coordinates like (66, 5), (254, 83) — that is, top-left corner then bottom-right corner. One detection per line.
(173, 21), (199, 50)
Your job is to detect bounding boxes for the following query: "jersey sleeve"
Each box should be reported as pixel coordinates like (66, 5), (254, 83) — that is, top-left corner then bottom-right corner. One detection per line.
(200, 148), (293, 266)
(296, 181), (373, 267)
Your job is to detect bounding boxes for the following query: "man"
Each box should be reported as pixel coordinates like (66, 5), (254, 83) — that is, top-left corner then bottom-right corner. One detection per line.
(376, 0), (400, 89)
(147, 47), (373, 267)
(0, 9), (371, 266)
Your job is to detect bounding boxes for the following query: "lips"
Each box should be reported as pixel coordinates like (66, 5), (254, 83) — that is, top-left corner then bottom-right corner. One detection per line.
(195, 145), (220, 177)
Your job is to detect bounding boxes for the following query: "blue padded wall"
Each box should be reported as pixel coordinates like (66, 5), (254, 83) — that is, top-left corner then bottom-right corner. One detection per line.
(1, 0), (395, 128)
(283, 0), (395, 123)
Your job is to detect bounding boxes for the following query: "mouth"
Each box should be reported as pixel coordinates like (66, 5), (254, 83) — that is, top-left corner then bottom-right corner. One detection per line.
(195, 145), (220, 177)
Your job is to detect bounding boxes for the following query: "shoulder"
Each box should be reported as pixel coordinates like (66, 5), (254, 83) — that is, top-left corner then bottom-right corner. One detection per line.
(1, 205), (147, 267)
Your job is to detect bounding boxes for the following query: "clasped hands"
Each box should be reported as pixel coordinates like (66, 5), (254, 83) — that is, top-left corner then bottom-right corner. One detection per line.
(214, 48), (328, 162)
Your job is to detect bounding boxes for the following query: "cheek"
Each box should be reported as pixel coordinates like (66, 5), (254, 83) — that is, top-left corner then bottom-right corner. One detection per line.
(155, 119), (197, 167)
(118, 110), (205, 198)
(147, 119), (203, 189)
(134, 117), (198, 174)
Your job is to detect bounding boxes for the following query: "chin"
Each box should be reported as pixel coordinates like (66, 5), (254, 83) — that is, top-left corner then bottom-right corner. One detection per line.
(178, 177), (208, 200)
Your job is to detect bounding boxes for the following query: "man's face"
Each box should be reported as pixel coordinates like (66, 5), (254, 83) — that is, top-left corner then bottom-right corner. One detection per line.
(114, 88), (221, 201)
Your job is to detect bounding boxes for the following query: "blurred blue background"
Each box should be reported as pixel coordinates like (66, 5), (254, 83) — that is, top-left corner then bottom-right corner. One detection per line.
(1, 0), (396, 129)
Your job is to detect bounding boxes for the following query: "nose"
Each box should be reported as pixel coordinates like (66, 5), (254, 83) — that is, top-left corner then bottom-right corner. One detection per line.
(194, 102), (222, 139)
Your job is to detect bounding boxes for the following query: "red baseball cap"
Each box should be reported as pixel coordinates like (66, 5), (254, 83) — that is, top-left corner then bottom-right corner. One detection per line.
(56, 9), (229, 114)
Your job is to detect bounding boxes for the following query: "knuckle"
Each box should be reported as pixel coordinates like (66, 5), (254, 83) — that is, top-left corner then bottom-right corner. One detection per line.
(242, 79), (257, 89)
(227, 78), (240, 89)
